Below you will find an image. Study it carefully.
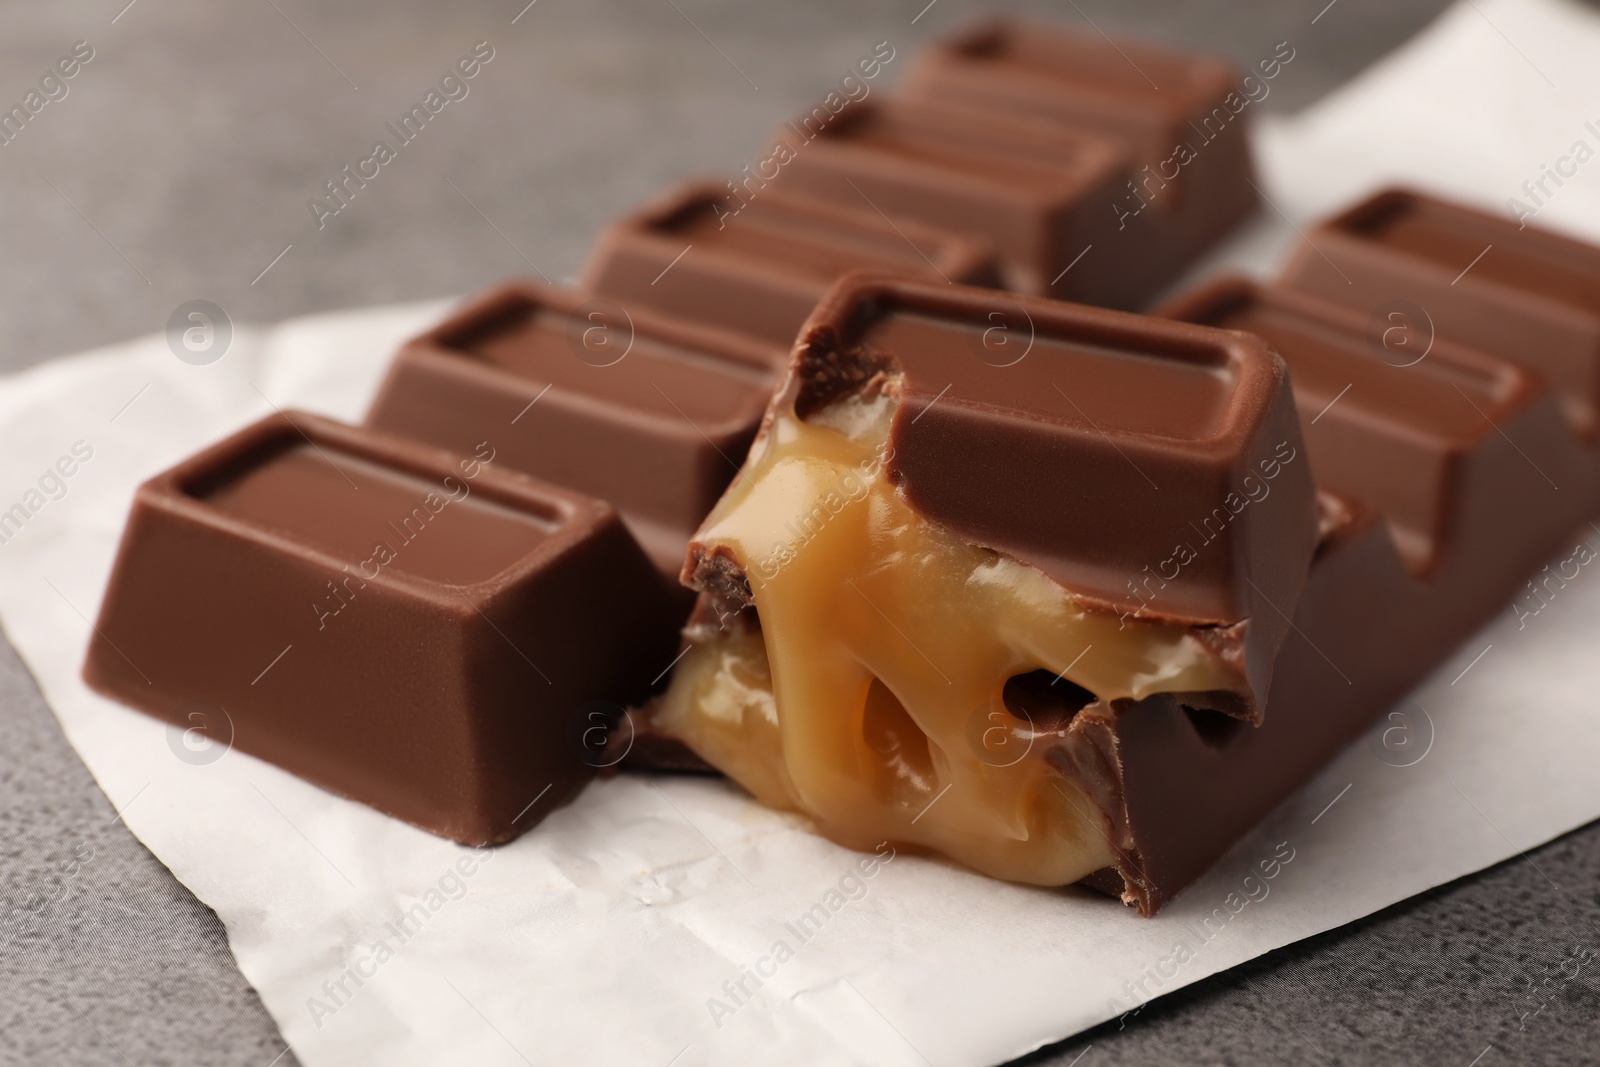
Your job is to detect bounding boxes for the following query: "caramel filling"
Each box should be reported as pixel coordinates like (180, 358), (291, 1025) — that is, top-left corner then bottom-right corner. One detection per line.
(654, 388), (1237, 886)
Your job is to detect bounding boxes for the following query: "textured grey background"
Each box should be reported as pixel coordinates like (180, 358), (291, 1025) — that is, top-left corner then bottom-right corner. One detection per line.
(1, 1), (1597, 1065)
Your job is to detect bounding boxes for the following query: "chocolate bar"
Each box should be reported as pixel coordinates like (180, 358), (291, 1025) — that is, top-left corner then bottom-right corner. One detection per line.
(364, 282), (775, 575)
(1278, 188), (1600, 437)
(640, 192), (1600, 910)
(645, 272), (1320, 889)
(580, 179), (1000, 358)
(84, 412), (681, 844)
(900, 17), (1260, 278)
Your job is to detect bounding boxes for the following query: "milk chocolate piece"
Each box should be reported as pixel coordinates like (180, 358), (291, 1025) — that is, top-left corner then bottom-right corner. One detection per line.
(900, 17), (1258, 265)
(365, 282), (774, 575)
(580, 180), (1000, 359)
(83, 412), (680, 845)
(1159, 277), (1548, 573)
(766, 100), (1141, 302)
(764, 272), (1320, 717)
(1278, 188), (1600, 437)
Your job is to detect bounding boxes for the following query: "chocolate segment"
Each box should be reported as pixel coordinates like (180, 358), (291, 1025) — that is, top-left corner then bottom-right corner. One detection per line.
(580, 180), (1000, 359)
(782, 273), (1320, 716)
(902, 17), (1245, 196)
(1278, 188), (1600, 437)
(364, 282), (773, 575)
(900, 16), (1259, 271)
(1160, 277), (1548, 573)
(766, 100), (1135, 302)
(84, 413), (680, 845)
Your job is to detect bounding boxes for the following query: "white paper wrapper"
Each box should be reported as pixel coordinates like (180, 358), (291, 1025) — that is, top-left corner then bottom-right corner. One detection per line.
(3, 1), (1599, 1063)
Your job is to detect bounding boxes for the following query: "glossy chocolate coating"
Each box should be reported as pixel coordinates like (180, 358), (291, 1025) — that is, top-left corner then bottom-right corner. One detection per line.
(1161, 277), (1547, 574)
(1279, 188), (1600, 437)
(365, 282), (774, 575)
(902, 17), (1245, 195)
(581, 180), (1000, 359)
(899, 16), (1258, 270)
(84, 413), (681, 845)
(766, 100), (1136, 302)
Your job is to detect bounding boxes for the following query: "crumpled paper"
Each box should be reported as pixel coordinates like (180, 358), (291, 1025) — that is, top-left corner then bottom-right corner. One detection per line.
(3, 0), (1600, 1063)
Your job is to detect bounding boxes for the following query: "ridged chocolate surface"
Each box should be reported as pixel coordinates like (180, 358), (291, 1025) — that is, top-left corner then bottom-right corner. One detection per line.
(902, 16), (1246, 194)
(895, 17), (1262, 306)
(581, 180), (1000, 359)
(1162, 276), (1545, 574)
(766, 100), (1131, 301)
(1280, 188), (1600, 437)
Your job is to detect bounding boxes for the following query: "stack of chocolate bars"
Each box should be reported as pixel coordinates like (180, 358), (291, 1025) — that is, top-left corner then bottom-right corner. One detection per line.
(84, 17), (1600, 914)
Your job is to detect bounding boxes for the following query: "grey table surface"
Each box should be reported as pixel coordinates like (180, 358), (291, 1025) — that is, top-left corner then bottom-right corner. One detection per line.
(1, 1), (1597, 1064)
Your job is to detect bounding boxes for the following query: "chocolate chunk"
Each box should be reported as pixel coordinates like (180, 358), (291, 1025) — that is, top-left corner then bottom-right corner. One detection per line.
(581, 179), (1000, 358)
(83, 412), (681, 845)
(901, 16), (1258, 269)
(1159, 276), (1551, 573)
(365, 282), (774, 575)
(765, 100), (1137, 302)
(1278, 187), (1600, 437)
(904, 17), (1245, 190)
(765, 272), (1321, 717)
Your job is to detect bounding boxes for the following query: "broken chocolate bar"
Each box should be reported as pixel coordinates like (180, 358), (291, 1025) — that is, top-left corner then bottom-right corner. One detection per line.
(900, 16), (1260, 278)
(642, 201), (1600, 911)
(1278, 187), (1600, 437)
(580, 179), (1001, 358)
(646, 272), (1319, 890)
(83, 412), (680, 845)
(364, 282), (775, 575)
